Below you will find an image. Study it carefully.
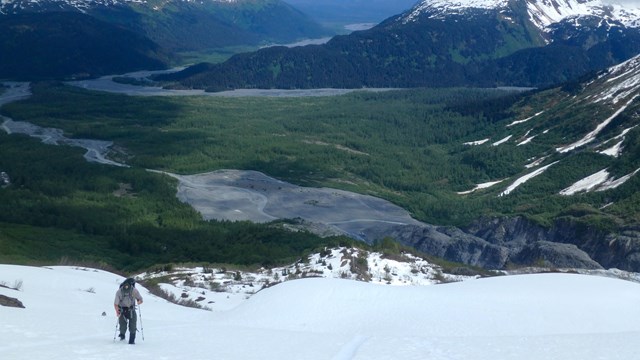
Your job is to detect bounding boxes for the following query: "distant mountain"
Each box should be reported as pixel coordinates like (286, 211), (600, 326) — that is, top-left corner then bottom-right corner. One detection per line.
(282, 0), (418, 25)
(0, 0), (332, 79)
(160, 0), (640, 90)
(0, 12), (170, 80)
(0, 0), (331, 51)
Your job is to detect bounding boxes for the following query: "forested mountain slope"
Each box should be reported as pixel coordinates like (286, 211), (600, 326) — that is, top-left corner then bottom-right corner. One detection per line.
(396, 53), (640, 270)
(0, 0), (329, 51)
(0, 0), (330, 79)
(0, 12), (170, 79)
(160, 0), (640, 89)
(2, 53), (639, 271)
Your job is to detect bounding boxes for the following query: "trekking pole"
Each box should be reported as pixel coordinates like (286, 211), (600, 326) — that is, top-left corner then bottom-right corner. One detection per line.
(138, 303), (145, 341)
(113, 315), (120, 342)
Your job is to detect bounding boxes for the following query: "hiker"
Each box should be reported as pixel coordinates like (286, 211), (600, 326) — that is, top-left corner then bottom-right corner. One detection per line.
(114, 278), (143, 344)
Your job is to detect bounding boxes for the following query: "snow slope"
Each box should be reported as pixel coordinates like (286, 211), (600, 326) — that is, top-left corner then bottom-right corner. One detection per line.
(2, 265), (640, 359)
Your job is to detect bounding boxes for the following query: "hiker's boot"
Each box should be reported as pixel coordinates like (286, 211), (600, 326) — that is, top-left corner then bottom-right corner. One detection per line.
(119, 333), (125, 341)
(129, 334), (135, 345)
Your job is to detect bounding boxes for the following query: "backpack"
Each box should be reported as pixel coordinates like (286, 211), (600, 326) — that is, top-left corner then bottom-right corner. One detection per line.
(120, 278), (136, 289)
(118, 278), (136, 309)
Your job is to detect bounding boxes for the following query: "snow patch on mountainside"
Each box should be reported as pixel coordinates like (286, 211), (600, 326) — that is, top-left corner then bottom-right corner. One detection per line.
(457, 179), (505, 194)
(560, 168), (640, 195)
(507, 111), (545, 127)
(598, 125), (636, 157)
(453, 54), (638, 199)
(556, 95), (637, 153)
(499, 161), (559, 196)
(138, 247), (477, 311)
(0, 0), (238, 14)
(525, 155), (550, 168)
(403, 0), (509, 22)
(463, 138), (490, 145)
(402, 0), (640, 31)
(594, 55), (640, 104)
(492, 134), (513, 145)
(526, 0), (640, 29)
(600, 139), (625, 156)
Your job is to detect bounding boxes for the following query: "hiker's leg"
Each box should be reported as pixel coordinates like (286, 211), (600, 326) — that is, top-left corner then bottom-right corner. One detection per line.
(128, 310), (137, 344)
(118, 314), (127, 338)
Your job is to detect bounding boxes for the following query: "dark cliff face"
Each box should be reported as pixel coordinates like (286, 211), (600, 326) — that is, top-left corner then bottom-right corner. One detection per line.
(464, 217), (548, 247)
(464, 217), (640, 271)
(376, 216), (640, 272)
(374, 224), (510, 269)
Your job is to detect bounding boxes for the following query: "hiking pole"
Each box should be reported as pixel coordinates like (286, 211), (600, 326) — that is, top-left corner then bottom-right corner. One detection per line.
(113, 315), (120, 342)
(137, 303), (145, 341)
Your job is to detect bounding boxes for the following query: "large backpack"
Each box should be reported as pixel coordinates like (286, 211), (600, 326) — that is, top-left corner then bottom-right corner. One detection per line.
(120, 278), (136, 289)
(118, 278), (136, 310)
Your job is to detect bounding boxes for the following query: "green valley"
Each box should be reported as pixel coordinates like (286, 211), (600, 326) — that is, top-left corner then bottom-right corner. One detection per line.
(1, 79), (638, 271)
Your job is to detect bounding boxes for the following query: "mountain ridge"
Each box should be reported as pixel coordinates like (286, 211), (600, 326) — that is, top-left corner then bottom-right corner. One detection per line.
(0, 0), (332, 79)
(0, 0), (331, 51)
(161, 0), (640, 89)
(0, 12), (171, 79)
(402, 0), (640, 30)
(0, 0), (245, 14)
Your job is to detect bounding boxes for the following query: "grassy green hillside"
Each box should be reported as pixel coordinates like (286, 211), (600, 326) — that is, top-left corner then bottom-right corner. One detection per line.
(3, 82), (638, 229)
(2, 80), (638, 270)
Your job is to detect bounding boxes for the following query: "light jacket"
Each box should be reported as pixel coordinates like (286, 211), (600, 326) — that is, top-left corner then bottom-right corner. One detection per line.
(114, 287), (143, 315)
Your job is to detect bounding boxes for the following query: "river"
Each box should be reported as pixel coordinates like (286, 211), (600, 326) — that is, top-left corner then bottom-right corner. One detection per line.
(67, 69), (396, 98)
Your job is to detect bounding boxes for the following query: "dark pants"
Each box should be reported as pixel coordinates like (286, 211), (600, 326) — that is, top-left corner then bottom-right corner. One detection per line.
(118, 307), (137, 342)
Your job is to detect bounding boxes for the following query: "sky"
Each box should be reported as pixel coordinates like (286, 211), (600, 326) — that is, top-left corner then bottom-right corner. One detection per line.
(2, 264), (640, 360)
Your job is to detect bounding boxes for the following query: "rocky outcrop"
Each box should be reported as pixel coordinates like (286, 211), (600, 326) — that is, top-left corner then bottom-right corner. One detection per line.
(388, 222), (602, 269)
(466, 217), (640, 271)
(366, 216), (640, 272)
(0, 294), (24, 308)
(367, 223), (511, 270)
(510, 241), (602, 269)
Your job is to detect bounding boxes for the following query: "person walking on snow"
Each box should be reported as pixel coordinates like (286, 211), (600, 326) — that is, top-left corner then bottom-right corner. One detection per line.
(114, 278), (143, 344)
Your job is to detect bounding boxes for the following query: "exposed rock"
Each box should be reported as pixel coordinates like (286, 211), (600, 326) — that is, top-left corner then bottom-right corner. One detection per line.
(369, 224), (510, 269)
(464, 217), (640, 271)
(600, 227), (640, 271)
(361, 216), (640, 272)
(465, 216), (548, 246)
(510, 241), (603, 269)
(0, 294), (25, 308)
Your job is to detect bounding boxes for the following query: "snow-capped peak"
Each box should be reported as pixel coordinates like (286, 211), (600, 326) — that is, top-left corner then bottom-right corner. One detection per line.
(402, 0), (509, 22)
(402, 0), (640, 31)
(527, 0), (640, 29)
(0, 0), (239, 15)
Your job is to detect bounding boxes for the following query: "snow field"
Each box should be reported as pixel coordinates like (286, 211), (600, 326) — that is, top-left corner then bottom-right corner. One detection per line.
(2, 265), (640, 359)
